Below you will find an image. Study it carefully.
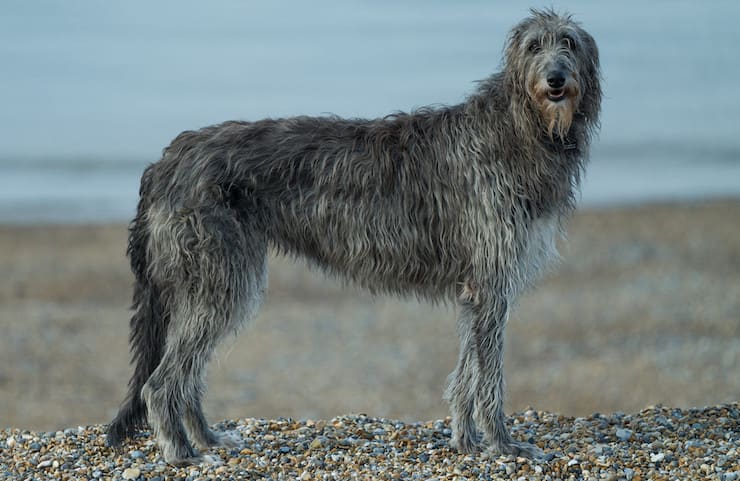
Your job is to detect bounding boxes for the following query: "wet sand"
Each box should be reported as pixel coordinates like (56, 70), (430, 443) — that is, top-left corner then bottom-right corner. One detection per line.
(0, 200), (738, 432)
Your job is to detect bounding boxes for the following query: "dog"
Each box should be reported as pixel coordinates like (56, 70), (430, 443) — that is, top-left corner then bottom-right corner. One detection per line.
(107, 9), (601, 465)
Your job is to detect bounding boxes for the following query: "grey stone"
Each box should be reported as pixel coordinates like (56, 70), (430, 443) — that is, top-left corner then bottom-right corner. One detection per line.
(130, 450), (145, 459)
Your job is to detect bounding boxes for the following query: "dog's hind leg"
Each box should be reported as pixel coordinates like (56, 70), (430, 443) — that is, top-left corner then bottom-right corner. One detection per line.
(184, 247), (267, 452)
(143, 206), (266, 465)
(107, 192), (167, 447)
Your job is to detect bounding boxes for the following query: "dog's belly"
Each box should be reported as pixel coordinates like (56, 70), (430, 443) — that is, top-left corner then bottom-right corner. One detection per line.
(268, 196), (469, 299)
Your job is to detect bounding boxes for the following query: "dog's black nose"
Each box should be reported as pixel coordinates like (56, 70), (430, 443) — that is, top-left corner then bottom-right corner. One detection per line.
(546, 71), (566, 88)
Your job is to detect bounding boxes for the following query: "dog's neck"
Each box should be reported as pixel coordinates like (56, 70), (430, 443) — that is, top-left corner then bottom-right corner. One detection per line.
(543, 133), (578, 152)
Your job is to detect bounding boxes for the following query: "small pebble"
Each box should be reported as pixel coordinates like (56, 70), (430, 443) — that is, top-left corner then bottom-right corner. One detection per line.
(122, 466), (141, 479)
(130, 449), (145, 459)
(615, 428), (633, 441)
(650, 452), (665, 462)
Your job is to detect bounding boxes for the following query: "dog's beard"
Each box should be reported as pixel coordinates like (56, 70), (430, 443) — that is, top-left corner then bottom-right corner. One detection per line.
(529, 78), (580, 140)
(540, 97), (577, 140)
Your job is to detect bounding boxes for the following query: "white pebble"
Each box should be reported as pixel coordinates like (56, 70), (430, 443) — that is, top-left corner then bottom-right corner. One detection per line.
(650, 452), (665, 462)
(122, 467), (141, 480)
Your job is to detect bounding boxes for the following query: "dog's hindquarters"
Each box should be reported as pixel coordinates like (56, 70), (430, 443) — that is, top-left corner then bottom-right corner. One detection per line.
(140, 199), (267, 464)
(107, 157), (268, 463)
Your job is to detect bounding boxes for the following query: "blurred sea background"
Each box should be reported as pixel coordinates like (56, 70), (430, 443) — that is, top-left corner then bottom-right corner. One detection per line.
(1, 0), (739, 223)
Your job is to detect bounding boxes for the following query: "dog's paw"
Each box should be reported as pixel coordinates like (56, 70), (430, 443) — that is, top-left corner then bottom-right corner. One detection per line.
(192, 429), (243, 451)
(200, 454), (224, 466)
(486, 440), (545, 460)
(450, 431), (483, 454)
(168, 453), (223, 467)
(213, 430), (242, 448)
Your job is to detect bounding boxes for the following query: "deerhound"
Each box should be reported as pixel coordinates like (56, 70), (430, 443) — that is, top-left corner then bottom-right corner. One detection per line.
(107, 9), (601, 465)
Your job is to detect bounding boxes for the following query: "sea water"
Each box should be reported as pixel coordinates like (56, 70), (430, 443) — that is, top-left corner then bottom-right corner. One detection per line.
(1, 1), (739, 223)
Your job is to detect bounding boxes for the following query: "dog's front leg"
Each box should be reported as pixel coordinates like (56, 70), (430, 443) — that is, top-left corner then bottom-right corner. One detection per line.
(444, 296), (481, 453)
(471, 291), (544, 459)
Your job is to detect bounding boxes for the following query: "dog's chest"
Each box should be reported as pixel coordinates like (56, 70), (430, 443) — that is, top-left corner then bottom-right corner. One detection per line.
(516, 213), (560, 288)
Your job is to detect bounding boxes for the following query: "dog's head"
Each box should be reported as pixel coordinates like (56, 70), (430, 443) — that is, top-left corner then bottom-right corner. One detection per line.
(504, 9), (601, 140)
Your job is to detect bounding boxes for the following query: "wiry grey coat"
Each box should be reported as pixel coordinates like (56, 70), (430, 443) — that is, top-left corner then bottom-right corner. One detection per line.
(107, 9), (601, 465)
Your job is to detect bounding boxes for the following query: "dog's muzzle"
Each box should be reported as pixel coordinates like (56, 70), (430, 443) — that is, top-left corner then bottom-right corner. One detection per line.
(546, 70), (567, 102)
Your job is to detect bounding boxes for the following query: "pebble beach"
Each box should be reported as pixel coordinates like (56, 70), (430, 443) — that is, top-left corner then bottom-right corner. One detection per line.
(1, 404), (738, 480)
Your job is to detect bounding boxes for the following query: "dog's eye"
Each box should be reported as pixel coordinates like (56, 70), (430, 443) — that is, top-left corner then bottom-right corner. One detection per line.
(528, 40), (541, 53)
(561, 35), (574, 50)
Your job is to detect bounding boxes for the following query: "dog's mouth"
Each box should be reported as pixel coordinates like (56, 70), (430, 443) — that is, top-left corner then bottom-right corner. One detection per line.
(547, 88), (566, 102)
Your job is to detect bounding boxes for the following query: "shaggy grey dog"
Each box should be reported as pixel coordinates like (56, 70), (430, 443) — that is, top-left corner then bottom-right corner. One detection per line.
(107, 9), (601, 465)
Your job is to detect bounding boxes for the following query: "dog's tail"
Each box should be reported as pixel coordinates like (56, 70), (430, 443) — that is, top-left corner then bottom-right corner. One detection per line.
(106, 166), (169, 447)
